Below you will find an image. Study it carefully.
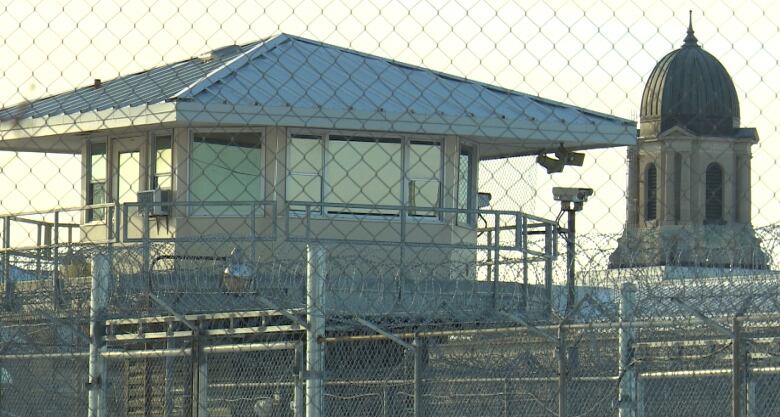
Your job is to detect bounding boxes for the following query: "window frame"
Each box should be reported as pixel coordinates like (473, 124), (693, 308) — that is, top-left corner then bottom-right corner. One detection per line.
(457, 144), (477, 226)
(187, 128), (265, 217)
(86, 141), (108, 224)
(286, 129), (445, 221)
(150, 131), (174, 192)
(645, 163), (657, 222)
(704, 162), (724, 224)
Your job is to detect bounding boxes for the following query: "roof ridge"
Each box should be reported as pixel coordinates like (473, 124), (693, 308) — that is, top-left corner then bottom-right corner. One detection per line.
(171, 33), (288, 101)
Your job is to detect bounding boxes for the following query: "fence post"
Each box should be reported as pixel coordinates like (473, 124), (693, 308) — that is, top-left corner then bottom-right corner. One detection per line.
(294, 342), (305, 417)
(165, 322), (175, 417)
(558, 323), (568, 417)
(746, 379), (757, 417)
(619, 283), (638, 417)
(191, 321), (208, 417)
(733, 317), (746, 417)
(413, 336), (427, 417)
(88, 254), (110, 417)
(306, 243), (326, 417)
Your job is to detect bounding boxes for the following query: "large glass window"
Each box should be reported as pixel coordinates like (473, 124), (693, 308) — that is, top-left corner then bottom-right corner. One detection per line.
(326, 135), (402, 215)
(190, 132), (262, 215)
(87, 143), (107, 222)
(287, 132), (444, 217)
(287, 134), (323, 211)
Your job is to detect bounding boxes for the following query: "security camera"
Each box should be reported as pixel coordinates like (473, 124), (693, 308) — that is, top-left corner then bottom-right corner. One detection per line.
(552, 187), (594, 203)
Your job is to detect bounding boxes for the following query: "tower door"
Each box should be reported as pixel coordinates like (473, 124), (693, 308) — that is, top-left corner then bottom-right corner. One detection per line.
(112, 137), (146, 235)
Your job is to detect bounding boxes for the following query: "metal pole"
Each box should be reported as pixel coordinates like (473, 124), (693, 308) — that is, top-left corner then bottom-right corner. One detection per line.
(544, 224), (553, 317)
(413, 336), (427, 417)
(142, 206), (150, 289)
(619, 283), (637, 417)
(558, 324), (568, 417)
(88, 254), (110, 417)
(191, 322), (208, 417)
(165, 323), (175, 417)
(294, 342), (305, 417)
(53, 211), (60, 310)
(565, 208), (576, 314)
(492, 215), (500, 308)
(306, 243), (326, 417)
(733, 317), (745, 417)
(3, 216), (12, 307)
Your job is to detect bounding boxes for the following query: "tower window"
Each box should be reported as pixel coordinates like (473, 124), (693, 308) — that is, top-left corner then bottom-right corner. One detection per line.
(705, 163), (723, 223)
(645, 163), (657, 221)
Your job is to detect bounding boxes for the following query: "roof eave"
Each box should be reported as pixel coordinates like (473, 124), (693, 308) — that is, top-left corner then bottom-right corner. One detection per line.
(176, 101), (636, 154)
(0, 102), (178, 153)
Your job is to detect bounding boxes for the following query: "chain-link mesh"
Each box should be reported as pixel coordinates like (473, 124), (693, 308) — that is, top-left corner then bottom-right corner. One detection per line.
(3, 2), (780, 417)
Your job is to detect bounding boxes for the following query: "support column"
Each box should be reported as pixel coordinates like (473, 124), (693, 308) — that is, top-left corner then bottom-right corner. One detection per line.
(678, 151), (692, 223)
(306, 244), (326, 417)
(663, 150), (676, 225)
(619, 283), (638, 417)
(558, 324), (568, 417)
(626, 146), (639, 227)
(89, 254), (110, 417)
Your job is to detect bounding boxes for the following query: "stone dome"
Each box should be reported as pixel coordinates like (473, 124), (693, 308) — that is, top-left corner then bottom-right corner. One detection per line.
(640, 18), (740, 136)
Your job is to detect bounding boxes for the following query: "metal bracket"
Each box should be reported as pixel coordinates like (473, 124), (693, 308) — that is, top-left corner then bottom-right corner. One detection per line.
(255, 294), (309, 330)
(354, 317), (415, 350)
(147, 292), (198, 332)
(498, 311), (557, 343)
(671, 296), (733, 338)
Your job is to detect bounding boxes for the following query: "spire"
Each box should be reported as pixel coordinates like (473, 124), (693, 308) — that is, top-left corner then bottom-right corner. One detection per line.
(683, 10), (698, 47)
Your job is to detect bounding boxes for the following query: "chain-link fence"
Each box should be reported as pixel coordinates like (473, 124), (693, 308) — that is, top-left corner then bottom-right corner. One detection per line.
(3, 1), (780, 417)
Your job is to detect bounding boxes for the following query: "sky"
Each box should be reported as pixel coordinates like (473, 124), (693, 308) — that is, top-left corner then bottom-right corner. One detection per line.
(1, 0), (780, 238)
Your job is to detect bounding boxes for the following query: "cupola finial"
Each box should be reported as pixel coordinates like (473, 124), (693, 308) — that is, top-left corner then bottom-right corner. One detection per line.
(683, 10), (698, 47)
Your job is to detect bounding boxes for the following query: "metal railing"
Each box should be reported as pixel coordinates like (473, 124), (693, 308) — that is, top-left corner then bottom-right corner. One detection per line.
(0, 201), (561, 313)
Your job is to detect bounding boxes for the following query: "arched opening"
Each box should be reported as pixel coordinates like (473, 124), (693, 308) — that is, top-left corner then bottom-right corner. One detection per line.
(705, 163), (724, 223)
(645, 163), (657, 221)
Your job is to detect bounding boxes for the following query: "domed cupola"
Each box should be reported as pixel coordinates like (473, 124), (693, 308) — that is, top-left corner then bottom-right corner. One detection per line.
(640, 14), (740, 136)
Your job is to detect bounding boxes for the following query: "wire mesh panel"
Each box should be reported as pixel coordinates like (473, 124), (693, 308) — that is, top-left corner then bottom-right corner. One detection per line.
(3, 2), (780, 417)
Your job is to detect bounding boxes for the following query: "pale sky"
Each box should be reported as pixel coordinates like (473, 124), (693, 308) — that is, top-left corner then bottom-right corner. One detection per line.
(2, 0), (780, 238)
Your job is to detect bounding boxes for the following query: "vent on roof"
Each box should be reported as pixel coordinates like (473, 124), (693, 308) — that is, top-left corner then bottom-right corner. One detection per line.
(199, 45), (243, 62)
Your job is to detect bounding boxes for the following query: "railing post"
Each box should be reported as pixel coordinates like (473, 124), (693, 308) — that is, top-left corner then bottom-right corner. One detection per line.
(521, 216), (529, 311)
(3, 216), (12, 308)
(619, 283), (638, 417)
(35, 224), (42, 277)
(492, 214), (500, 308)
(142, 204), (151, 289)
(306, 243), (326, 417)
(52, 211), (61, 310)
(89, 254), (110, 417)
